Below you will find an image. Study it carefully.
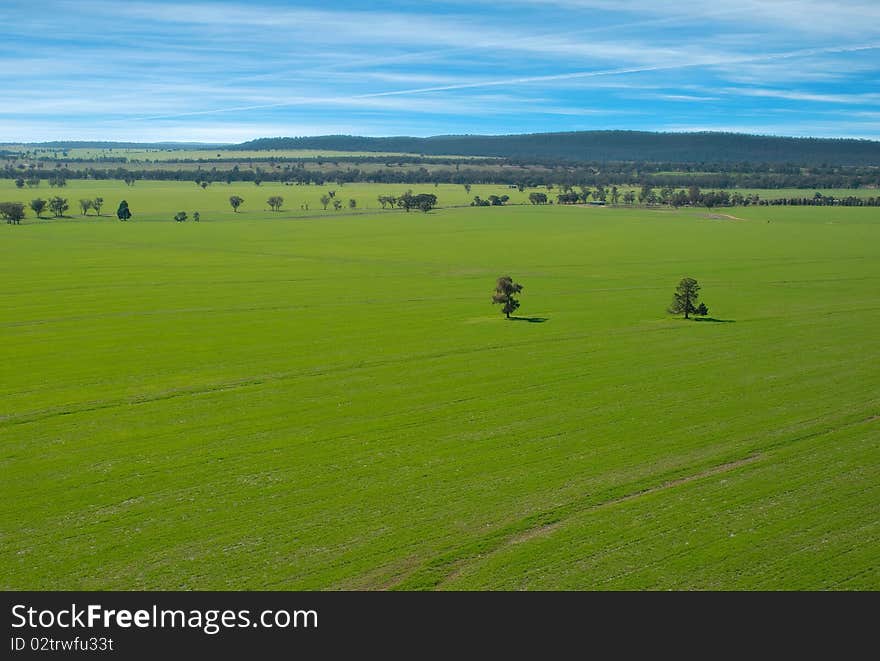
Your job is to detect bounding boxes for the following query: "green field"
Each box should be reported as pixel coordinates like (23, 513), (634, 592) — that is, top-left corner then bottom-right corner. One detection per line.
(1, 197), (877, 589)
(1, 180), (877, 226)
(0, 180), (533, 219)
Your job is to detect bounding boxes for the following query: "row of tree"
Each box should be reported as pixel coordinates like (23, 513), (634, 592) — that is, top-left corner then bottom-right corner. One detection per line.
(375, 192), (438, 212)
(2, 198), (132, 222)
(6, 163), (879, 189)
(472, 195), (510, 206)
(12, 175), (70, 188)
(533, 185), (880, 208)
(228, 191), (438, 214)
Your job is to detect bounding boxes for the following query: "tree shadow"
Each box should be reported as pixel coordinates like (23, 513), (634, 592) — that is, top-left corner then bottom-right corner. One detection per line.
(510, 316), (549, 323)
(693, 317), (735, 323)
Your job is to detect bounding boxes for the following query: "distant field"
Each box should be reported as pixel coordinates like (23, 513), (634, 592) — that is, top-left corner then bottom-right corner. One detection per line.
(1, 147), (480, 161)
(0, 180), (877, 225)
(0, 180), (533, 219)
(1, 200), (877, 589)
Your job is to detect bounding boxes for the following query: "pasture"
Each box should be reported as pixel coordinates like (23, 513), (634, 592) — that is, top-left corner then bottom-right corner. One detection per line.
(0, 179), (531, 219)
(1, 197), (877, 589)
(1, 179), (877, 226)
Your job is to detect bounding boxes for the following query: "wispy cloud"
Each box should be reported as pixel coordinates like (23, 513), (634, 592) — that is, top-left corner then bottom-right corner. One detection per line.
(725, 88), (880, 105)
(0, 0), (878, 141)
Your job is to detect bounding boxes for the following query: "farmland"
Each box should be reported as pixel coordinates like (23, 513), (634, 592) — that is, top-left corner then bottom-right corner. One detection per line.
(1, 195), (877, 590)
(1, 179), (878, 227)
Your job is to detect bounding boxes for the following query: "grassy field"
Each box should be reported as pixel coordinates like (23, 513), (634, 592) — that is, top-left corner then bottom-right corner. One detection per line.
(1, 179), (877, 225)
(0, 180), (531, 219)
(1, 198), (877, 590)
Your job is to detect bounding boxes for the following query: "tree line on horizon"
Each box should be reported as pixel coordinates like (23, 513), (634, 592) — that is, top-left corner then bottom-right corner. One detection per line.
(236, 131), (880, 166)
(9, 131), (880, 166)
(4, 162), (878, 190)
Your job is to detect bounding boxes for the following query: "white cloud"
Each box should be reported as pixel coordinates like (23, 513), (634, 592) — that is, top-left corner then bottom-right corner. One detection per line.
(724, 88), (880, 105)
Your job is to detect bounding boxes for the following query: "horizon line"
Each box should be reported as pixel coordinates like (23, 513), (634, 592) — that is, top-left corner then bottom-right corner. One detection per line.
(4, 128), (880, 148)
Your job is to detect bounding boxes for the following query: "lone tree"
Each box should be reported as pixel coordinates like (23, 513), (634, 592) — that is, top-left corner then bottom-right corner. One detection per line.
(0, 202), (26, 224)
(229, 195), (244, 213)
(174, 211), (188, 222)
(267, 195), (283, 212)
(29, 198), (47, 218)
(93, 197), (104, 215)
(79, 199), (93, 215)
(193, 211), (200, 222)
(116, 200), (131, 221)
(492, 276), (523, 319)
(668, 277), (709, 319)
(319, 194), (331, 210)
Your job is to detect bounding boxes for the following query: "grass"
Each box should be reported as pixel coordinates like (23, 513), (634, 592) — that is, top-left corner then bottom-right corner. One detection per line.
(1, 179), (877, 225)
(0, 179), (530, 219)
(0, 198), (877, 590)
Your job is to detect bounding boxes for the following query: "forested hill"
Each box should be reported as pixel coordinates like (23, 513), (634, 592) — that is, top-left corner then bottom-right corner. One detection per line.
(12, 141), (226, 149)
(237, 131), (880, 165)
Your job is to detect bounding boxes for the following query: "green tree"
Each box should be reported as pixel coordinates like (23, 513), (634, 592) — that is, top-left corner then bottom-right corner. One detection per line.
(348, 198), (357, 209)
(267, 195), (283, 211)
(492, 276), (523, 319)
(320, 194), (330, 210)
(49, 196), (69, 217)
(397, 190), (415, 211)
(193, 211), (200, 222)
(93, 197), (104, 215)
(116, 200), (131, 221)
(174, 211), (188, 222)
(416, 193), (436, 212)
(0, 202), (26, 224)
(529, 192), (548, 204)
(229, 195), (244, 212)
(15, 178), (25, 188)
(332, 199), (342, 210)
(668, 277), (709, 319)
(79, 199), (93, 215)
(611, 186), (620, 205)
(29, 198), (47, 218)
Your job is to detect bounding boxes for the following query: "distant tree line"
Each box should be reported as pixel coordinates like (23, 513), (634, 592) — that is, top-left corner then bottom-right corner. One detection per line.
(4, 162), (879, 189)
(236, 131), (880, 166)
(614, 186), (880, 208)
(12, 132), (880, 166)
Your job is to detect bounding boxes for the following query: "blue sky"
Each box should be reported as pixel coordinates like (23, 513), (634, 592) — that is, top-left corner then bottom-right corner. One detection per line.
(2, 0), (880, 143)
